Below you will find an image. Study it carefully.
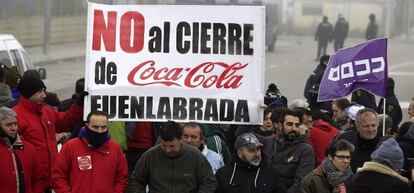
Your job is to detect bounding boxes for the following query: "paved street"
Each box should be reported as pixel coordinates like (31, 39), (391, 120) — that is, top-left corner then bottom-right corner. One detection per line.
(39, 35), (414, 121)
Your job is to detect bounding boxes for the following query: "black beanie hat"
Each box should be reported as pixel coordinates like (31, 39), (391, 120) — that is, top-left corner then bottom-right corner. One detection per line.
(17, 75), (46, 99)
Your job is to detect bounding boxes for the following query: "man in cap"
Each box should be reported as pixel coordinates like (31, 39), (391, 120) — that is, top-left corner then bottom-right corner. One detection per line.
(215, 132), (280, 193)
(335, 108), (381, 173)
(13, 75), (85, 192)
(353, 137), (411, 193)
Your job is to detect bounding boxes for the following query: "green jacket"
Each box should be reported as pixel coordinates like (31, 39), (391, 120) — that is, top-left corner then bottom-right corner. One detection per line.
(127, 143), (217, 193)
(203, 124), (232, 164)
(300, 165), (353, 193)
(108, 121), (127, 150)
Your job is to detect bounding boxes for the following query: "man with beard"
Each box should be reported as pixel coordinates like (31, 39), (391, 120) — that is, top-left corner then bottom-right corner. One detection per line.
(215, 132), (280, 193)
(265, 109), (315, 193)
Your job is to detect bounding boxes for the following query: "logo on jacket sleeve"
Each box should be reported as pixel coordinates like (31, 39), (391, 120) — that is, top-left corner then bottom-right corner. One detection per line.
(77, 155), (92, 170)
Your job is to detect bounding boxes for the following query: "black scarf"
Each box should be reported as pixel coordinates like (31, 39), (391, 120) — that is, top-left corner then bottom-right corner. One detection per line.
(84, 127), (110, 148)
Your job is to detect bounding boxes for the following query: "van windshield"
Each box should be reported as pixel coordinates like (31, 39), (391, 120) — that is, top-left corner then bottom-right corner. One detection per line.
(21, 50), (35, 70)
(10, 49), (24, 74)
(0, 51), (12, 66)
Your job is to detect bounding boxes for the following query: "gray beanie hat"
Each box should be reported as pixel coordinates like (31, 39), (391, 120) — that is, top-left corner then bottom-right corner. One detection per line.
(371, 137), (404, 169)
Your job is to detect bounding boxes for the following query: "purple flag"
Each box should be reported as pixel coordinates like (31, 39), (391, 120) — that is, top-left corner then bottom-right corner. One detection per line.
(317, 38), (388, 102)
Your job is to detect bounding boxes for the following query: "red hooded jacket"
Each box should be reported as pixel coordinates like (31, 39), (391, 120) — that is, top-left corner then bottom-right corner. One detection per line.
(52, 137), (128, 193)
(309, 119), (340, 165)
(0, 136), (45, 193)
(13, 96), (83, 190)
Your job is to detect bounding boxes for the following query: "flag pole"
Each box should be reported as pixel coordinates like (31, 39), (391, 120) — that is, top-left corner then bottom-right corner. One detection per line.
(383, 97), (386, 136)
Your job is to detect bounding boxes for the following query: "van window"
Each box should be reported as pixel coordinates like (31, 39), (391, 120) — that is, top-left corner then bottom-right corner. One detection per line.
(21, 51), (35, 70)
(0, 51), (12, 66)
(10, 49), (24, 74)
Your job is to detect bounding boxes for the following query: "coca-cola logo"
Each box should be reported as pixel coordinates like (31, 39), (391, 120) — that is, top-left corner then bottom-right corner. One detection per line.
(127, 61), (248, 89)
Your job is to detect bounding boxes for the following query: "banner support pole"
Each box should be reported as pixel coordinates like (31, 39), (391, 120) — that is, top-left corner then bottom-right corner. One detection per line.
(383, 97), (386, 136)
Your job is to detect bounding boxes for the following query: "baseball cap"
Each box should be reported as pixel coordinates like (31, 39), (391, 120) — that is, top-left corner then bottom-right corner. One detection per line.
(234, 133), (264, 150)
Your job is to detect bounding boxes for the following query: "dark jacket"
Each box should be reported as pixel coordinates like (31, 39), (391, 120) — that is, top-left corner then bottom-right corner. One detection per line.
(300, 164), (353, 193)
(266, 136), (315, 193)
(365, 21), (378, 40)
(335, 130), (380, 173)
(215, 156), (280, 193)
(204, 124), (232, 164)
(377, 91), (402, 129)
(334, 18), (349, 41)
(352, 161), (410, 193)
(397, 132), (414, 180)
(315, 22), (333, 43)
(304, 65), (332, 113)
(127, 143), (217, 193)
(58, 94), (85, 138)
(351, 89), (377, 110)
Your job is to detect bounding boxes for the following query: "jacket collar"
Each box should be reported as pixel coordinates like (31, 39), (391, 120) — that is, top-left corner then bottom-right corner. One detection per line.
(312, 164), (324, 176)
(357, 161), (409, 184)
(1, 134), (24, 150)
(201, 144), (208, 157)
(19, 96), (43, 113)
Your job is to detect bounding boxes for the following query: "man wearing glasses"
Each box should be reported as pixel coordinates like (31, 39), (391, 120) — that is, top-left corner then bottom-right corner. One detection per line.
(301, 139), (354, 193)
(266, 109), (315, 193)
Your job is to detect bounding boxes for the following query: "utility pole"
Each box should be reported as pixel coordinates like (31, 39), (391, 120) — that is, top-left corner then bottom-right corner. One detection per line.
(43, 0), (51, 55)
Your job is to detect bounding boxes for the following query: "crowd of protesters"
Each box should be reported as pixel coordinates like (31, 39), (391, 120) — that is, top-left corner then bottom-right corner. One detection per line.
(0, 60), (413, 193)
(0, 12), (412, 192)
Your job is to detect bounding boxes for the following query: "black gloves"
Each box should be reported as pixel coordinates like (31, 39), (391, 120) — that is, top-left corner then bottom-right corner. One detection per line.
(76, 91), (89, 105)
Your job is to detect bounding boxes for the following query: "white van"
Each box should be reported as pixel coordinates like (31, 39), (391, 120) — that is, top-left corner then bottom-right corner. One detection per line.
(0, 34), (46, 78)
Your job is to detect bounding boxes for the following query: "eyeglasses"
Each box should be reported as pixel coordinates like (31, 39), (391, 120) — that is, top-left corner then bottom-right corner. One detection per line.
(334, 155), (351, 160)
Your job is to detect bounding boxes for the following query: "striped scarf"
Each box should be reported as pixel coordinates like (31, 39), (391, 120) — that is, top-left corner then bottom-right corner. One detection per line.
(321, 158), (353, 193)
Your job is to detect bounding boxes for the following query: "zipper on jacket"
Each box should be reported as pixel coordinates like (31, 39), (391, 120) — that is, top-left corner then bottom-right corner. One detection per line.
(10, 146), (20, 193)
(171, 159), (174, 193)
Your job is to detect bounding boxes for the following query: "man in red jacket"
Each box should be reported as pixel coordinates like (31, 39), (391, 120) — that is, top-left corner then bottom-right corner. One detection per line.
(52, 111), (128, 193)
(13, 75), (84, 192)
(0, 106), (44, 193)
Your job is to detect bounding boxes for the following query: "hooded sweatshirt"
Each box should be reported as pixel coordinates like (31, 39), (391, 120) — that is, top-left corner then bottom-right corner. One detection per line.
(309, 119), (340, 165)
(215, 155), (280, 193)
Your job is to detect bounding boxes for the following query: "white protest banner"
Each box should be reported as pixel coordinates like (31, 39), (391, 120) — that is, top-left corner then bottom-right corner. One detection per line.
(85, 2), (265, 124)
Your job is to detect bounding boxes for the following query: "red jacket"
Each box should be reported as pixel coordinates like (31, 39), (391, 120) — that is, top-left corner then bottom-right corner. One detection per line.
(0, 136), (45, 193)
(13, 96), (83, 190)
(309, 119), (341, 165)
(52, 137), (128, 193)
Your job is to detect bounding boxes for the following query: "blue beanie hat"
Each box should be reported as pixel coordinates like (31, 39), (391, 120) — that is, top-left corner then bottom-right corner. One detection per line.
(371, 138), (404, 169)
